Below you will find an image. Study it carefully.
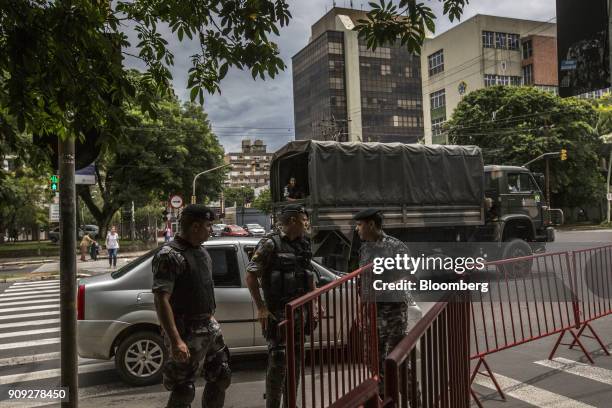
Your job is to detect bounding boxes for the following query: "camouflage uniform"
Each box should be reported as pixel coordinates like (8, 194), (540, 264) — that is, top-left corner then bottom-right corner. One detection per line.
(153, 237), (231, 408)
(246, 232), (312, 408)
(359, 232), (419, 405)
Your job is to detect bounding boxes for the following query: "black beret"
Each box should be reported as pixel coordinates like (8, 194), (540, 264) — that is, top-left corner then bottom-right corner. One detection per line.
(353, 208), (382, 221)
(281, 204), (308, 216)
(181, 204), (215, 221)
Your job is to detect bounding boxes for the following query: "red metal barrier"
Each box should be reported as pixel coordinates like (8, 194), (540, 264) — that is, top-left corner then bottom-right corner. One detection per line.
(384, 292), (471, 408)
(284, 264), (379, 408)
(328, 378), (380, 408)
(550, 245), (612, 361)
(469, 251), (594, 405)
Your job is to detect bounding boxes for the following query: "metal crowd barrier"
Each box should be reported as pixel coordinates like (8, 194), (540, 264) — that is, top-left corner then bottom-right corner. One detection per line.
(384, 293), (472, 408)
(470, 246), (612, 406)
(549, 244), (612, 362)
(328, 378), (381, 408)
(284, 264), (379, 408)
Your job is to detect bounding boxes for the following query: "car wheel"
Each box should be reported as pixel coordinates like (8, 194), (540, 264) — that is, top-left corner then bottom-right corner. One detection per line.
(500, 239), (533, 279)
(115, 331), (166, 386)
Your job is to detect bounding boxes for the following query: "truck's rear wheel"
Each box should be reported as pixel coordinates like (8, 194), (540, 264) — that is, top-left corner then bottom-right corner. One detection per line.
(500, 239), (533, 279)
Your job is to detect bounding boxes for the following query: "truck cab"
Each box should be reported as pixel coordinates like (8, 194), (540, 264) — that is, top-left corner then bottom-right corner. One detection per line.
(481, 165), (556, 246)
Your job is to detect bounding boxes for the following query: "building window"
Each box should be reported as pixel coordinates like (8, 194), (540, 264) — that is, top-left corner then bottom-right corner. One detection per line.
(430, 89), (446, 110)
(432, 117), (446, 138)
(522, 64), (533, 85)
(329, 77), (344, 89)
(484, 74), (522, 87)
(508, 34), (520, 50)
(328, 42), (343, 55)
(522, 40), (533, 59)
(428, 49), (444, 76)
(381, 64), (391, 75)
(393, 115), (419, 127)
(495, 32), (507, 49)
(482, 31), (494, 48)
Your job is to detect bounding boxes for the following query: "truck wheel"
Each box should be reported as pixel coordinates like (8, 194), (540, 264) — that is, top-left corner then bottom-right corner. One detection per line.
(115, 331), (166, 386)
(501, 239), (533, 279)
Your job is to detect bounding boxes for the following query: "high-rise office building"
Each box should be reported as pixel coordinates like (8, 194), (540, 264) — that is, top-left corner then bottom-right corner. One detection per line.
(292, 7), (424, 143)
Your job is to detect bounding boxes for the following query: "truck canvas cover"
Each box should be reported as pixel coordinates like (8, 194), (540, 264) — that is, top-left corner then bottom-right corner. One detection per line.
(272, 141), (484, 207)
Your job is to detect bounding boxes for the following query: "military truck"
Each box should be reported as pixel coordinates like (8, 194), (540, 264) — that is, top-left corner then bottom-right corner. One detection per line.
(270, 141), (558, 270)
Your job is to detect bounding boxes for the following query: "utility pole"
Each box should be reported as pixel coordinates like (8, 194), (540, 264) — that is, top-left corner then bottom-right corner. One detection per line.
(607, 150), (611, 223)
(191, 163), (231, 204)
(546, 157), (551, 207)
(59, 137), (78, 408)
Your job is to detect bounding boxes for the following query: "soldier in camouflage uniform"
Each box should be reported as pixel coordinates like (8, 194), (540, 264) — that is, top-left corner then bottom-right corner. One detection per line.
(354, 208), (419, 405)
(245, 204), (316, 408)
(153, 205), (231, 408)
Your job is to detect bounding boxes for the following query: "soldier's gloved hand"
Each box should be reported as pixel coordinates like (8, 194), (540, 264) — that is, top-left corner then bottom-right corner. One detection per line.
(257, 307), (272, 332)
(171, 338), (190, 363)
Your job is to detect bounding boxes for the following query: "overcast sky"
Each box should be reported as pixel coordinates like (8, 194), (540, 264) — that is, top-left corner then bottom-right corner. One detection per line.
(125, 0), (556, 153)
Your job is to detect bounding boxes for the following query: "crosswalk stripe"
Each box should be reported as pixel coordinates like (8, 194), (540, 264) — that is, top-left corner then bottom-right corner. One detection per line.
(535, 357), (612, 386)
(0, 361), (114, 385)
(0, 352), (99, 368)
(0, 352), (60, 367)
(0, 289), (59, 297)
(0, 327), (60, 339)
(0, 304), (59, 313)
(1, 337), (60, 350)
(0, 318), (60, 329)
(0, 298), (57, 307)
(4, 286), (60, 293)
(9, 282), (60, 289)
(12, 280), (59, 286)
(473, 371), (596, 408)
(0, 293), (58, 302)
(0, 311), (60, 321)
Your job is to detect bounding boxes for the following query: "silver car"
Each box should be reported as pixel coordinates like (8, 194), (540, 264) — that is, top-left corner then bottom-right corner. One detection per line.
(77, 237), (422, 386)
(77, 238), (339, 386)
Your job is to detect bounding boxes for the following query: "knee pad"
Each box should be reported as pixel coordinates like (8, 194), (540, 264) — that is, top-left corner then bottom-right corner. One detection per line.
(203, 346), (231, 390)
(168, 382), (195, 407)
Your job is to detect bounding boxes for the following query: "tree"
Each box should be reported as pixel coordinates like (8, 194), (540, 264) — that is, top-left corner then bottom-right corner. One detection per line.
(253, 188), (272, 214)
(77, 94), (226, 237)
(223, 186), (254, 208)
(447, 86), (605, 208)
(0, 166), (50, 242)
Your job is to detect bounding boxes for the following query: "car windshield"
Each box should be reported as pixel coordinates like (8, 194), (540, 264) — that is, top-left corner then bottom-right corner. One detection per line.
(247, 224), (261, 228)
(111, 248), (160, 279)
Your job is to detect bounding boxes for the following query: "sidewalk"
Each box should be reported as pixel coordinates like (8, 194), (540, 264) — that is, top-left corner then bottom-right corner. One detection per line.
(0, 250), (150, 268)
(31, 251), (150, 276)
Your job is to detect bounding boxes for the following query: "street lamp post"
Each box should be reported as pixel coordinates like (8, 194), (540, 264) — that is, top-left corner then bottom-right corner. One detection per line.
(191, 164), (231, 204)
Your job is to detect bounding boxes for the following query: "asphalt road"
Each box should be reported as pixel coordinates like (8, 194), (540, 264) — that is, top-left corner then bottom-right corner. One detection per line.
(0, 229), (609, 407)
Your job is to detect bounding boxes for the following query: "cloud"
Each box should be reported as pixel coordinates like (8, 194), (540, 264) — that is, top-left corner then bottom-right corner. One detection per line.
(124, 0), (557, 153)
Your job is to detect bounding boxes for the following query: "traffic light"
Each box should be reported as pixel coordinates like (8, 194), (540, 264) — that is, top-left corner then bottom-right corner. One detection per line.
(49, 175), (59, 192)
(560, 148), (568, 161)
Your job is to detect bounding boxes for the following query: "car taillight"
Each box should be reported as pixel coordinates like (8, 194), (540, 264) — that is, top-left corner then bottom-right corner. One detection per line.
(77, 284), (85, 320)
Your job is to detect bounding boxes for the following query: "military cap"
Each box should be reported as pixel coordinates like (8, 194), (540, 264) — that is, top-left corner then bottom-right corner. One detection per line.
(281, 203), (308, 216)
(181, 204), (215, 221)
(353, 208), (382, 221)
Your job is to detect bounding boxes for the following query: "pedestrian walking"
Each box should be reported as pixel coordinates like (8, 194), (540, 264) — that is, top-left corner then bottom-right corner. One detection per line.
(153, 204), (230, 408)
(354, 208), (420, 405)
(165, 226), (173, 242)
(105, 226), (120, 268)
(245, 204), (316, 408)
(79, 233), (95, 262)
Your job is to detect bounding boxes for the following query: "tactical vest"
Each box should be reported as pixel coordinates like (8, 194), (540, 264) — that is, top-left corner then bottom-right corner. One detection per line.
(167, 239), (216, 318)
(261, 234), (314, 312)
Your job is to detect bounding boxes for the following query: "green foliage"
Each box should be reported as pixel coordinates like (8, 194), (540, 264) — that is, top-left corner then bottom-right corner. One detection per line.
(0, 166), (50, 242)
(224, 186), (255, 207)
(252, 188), (272, 214)
(355, 0), (469, 53)
(447, 86), (605, 207)
(77, 92), (225, 235)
